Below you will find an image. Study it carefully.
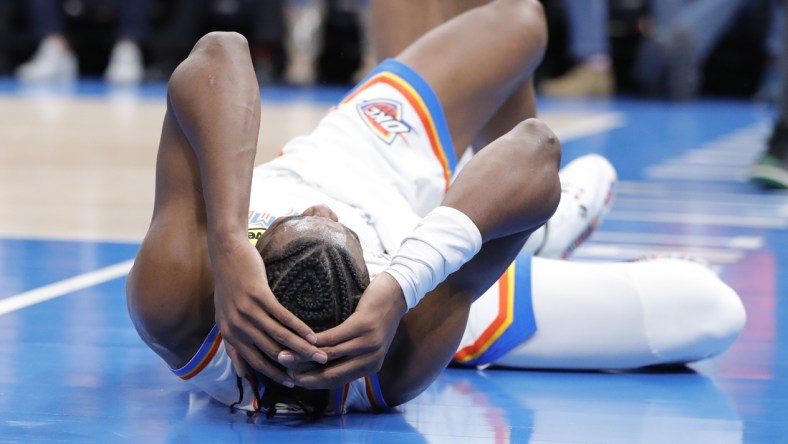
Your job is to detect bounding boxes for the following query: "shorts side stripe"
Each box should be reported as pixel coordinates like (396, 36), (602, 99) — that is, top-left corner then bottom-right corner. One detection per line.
(340, 383), (350, 414)
(364, 373), (389, 411)
(172, 325), (222, 380)
(453, 263), (516, 363)
(453, 253), (538, 366)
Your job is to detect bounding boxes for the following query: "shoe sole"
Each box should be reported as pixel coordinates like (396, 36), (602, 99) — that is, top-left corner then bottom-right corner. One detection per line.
(748, 163), (788, 189)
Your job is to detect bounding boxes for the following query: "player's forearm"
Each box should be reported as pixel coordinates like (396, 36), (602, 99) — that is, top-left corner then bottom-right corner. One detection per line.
(166, 32), (261, 248)
(443, 118), (561, 243)
(378, 119), (561, 403)
(435, 119), (560, 300)
(384, 119), (560, 312)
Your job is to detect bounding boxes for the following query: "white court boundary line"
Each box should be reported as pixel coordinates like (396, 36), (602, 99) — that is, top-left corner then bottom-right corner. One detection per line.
(0, 259), (134, 316)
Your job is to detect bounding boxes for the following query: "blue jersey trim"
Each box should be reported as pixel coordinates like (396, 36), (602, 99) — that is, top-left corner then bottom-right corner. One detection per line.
(468, 252), (537, 366)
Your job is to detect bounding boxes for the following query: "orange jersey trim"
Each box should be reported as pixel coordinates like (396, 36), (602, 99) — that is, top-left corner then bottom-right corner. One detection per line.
(175, 330), (223, 380)
(342, 72), (453, 190)
(453, 264), (516, 362)
(364, 374), (389, 411)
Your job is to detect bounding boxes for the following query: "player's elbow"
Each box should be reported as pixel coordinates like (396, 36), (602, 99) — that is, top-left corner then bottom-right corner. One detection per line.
(192, 31), (250, 57)
(126, 246), (214, 369)
(517, 118), (561, 160)
(169, 31), (250, 84)
(513, 118), (562, 224)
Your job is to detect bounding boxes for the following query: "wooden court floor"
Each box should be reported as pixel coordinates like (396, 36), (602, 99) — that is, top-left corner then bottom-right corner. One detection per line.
(1, 81), (787, 443)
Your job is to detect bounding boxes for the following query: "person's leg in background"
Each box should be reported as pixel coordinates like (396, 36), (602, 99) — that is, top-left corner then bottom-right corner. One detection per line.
(282, 0), (324, 85)
(15, 0), (78, 83)
(749, 0), (788, 189)
(248, 0), (287, 83)
(634, 0), (748, 100)
(104, 0), (151, 85)
(540, 0), (614, 98)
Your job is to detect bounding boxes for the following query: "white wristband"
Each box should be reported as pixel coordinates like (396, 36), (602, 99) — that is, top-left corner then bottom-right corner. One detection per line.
(384, 206), (482, 311)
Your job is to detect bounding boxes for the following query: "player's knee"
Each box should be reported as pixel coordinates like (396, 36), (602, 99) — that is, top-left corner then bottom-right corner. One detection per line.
(508, 0), (547, 29)
(494, 0), (548, 48)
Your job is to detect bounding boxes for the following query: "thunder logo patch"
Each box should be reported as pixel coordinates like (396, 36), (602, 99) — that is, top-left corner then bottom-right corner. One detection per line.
(357, 99), (412, 144)
(247, 208), (299, 245)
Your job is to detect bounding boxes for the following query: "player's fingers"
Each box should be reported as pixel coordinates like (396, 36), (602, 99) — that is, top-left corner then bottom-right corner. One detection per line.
(276, 350), (316, 369)
(317, 336), (378, 363)
(244, 303), (327, 363)
(313, 316), (366, 347)
(226, 317), (299, 367)
(257, 295), (324, 355)
(292, 354), (380, 390)
(227, 340), (294, 387)
(291, 337), (377, 388)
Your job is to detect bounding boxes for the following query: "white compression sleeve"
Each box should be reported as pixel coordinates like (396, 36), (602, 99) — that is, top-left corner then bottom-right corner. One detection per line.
(490, 257), (746, 369)
(384, 206), (482, 311)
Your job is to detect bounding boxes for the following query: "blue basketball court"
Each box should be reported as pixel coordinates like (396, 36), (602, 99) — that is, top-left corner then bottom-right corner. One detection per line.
(0, 82), (786, 443)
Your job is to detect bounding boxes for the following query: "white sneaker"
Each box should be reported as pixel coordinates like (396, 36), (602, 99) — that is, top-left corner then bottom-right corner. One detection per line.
(524, 153), (617, 258)
(105, 41), (144, 85)
(15, 37), (78, 83)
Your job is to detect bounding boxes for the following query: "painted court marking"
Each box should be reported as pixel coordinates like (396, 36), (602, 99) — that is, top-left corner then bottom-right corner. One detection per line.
(0, 259), (134, 316)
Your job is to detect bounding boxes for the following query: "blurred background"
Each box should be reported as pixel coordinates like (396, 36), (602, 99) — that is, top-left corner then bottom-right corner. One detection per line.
(2, 2), (788, 442)
(0, 0), (778, 99)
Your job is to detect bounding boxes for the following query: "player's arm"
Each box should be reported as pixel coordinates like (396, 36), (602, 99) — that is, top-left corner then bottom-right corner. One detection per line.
(294, 119), (561, 399)
(126, 32), (324, 386)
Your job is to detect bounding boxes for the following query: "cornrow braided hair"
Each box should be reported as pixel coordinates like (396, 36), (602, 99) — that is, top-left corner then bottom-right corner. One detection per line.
(255, 234), (370, 418)
(262, 237), (368, 332)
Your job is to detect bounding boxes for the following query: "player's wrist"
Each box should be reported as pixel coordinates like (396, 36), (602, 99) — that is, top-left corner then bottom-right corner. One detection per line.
(375, 271), (408, 316)
(207, 227), (251, 258)
(384, 206), (482, 311)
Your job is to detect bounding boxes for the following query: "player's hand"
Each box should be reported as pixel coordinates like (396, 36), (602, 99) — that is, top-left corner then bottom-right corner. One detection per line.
(290, 273), (407, 389)
(211, 237), (328, 386)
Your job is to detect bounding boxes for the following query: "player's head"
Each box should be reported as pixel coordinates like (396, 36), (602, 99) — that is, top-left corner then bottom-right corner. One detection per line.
(253, 207), (370, 417)
(255, 207), (370, 333)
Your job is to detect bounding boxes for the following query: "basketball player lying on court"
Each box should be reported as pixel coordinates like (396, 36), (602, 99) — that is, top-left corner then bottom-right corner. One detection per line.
(126, 0), (746, 417)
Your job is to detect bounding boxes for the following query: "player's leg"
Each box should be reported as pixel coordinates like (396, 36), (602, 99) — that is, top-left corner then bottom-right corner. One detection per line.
(369, 0), (616, 259)
(369, 1), (498, 60)
(368, 0), (444, 61)
(370, 0), (537, 152)
(486, 256), (746, 369)
(389, 0), (547, 156)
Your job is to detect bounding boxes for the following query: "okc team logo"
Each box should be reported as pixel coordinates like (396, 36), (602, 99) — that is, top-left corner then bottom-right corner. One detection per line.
(357, 99), (412, 144)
